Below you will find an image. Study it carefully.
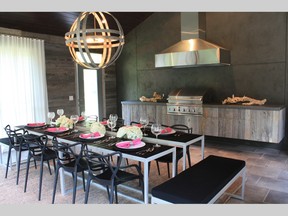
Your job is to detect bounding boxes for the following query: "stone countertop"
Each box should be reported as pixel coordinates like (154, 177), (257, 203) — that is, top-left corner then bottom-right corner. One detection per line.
(121, 100), (167, 105)
(121, 100), (285, 111)
(203, 103), (285, 111)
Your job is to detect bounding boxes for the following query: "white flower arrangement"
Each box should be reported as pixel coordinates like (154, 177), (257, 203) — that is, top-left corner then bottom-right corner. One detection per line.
(116, 126), (143, 140)
(89, 121), (106, 135)
(55, 115), (74, 129)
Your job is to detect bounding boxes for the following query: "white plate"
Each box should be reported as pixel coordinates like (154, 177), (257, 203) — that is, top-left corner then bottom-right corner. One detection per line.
(160, 128), (176, 135)
(115, 141), (145, 149)
(46, 127), (69, 133)
(79, 133), (105, 140)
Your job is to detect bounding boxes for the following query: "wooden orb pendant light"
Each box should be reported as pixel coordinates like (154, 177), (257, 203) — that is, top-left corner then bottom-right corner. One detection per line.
(65, 12), (125, 69)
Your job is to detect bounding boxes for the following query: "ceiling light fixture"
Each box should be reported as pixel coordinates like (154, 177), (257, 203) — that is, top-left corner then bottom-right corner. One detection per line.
(65, 12), (125, 69)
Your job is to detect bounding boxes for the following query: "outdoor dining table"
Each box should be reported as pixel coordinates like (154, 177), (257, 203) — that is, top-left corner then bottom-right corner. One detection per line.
(107, 127), (205, 171)
(16, 124), (176, 204)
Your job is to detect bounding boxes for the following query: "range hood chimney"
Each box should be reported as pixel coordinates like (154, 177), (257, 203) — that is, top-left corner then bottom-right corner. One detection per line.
(155, 12), (230, 68)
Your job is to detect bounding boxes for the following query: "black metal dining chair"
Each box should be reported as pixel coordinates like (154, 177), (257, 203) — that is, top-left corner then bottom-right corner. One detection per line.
(155, 124), (193, 178)
(3, 125), (37, 185)
(83, 150), (144, 204)
(23, 133), (57, 201)
(52, 137), (88, 204)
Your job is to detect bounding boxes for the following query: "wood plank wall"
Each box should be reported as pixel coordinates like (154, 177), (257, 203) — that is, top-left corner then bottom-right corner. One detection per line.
(0, 27), (118, 119)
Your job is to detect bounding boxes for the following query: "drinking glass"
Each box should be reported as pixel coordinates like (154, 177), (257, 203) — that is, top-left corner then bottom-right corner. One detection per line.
(47, 111), (55, 125)
(140, 116), (149, 136)
(70, 114), (79, 132)
(107, 120), (116, 132)
(57, 109), (64, 117)
(109, 114), (118, 123)
(151, 123), (162, 147)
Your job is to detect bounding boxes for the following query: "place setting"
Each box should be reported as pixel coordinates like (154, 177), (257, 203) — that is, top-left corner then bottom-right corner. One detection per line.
(25, 122), (47, 129)
(114, 138), (146, 152)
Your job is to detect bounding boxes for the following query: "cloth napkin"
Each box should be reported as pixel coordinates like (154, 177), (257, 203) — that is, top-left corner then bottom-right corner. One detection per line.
(78, 116), (85, 121)
(100, 120), (108, 125)
(134, 123), (142, 128)
(161, 127), (173, 134)
(80, 132), (101, 139)
(117, 138), (142, 148)
(27, 122), (45, 127)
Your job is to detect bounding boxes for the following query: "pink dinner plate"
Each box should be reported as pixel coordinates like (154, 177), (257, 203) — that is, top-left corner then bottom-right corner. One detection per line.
(46, 127), (69, 133)
(79, 133), (105, 140)
(160, 128), (176, 135)
(26, 122), (46, 128)
(115, 141), (145, 149)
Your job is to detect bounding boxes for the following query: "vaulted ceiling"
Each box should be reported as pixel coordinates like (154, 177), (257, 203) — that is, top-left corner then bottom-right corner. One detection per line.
(0, 12), (154, 37)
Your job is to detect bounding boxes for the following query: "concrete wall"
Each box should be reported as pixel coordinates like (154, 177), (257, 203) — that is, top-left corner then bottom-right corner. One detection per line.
(116, 12), (288, 146)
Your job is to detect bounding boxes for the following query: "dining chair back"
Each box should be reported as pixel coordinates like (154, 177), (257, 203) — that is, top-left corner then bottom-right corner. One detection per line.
(83, 150), (144, 204)
(52, 137), (88, 204)
(22, 134), (57, 201)
(4, 125), (37, 185)
(155, 124), (193, 178)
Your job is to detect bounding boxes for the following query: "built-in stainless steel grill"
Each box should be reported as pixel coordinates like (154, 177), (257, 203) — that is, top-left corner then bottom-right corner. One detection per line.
(167, 88), (211, 115)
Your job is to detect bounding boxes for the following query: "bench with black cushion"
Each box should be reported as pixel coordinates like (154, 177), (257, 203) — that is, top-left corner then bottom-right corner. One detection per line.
(151, 155), (246, 204)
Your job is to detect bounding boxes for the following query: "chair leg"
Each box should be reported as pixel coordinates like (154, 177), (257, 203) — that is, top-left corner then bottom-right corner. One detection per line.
(5, 147), (12, 178)
(52, 166), (59, 204)
(33, 157), (37, 169)
(47, 160), (52, 175)
(166, 163), (170, 178)
(72, 171), (78, 204)
(81, 171), (86, 191)
(156, 161), (161, 175)
(84, 178), (91, 204)
(52, 159), (56, 174)
(115, 185), (118, 204)
(24, 154), (31, 193)
(38, 160), (44, 201)
(16, 150), (22, 185)
(109, 185), (115, 204)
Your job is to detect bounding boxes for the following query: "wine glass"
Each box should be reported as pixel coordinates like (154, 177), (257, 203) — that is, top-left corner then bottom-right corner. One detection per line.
(70, 114), (79, 132)
(47, 111), (55, 126)
(151, 123), (162, 147)
(140, 115), (149, 136)
(107, 119), (116, 132)
(109, 114), (118, 123)
(57, 109), (64, 117)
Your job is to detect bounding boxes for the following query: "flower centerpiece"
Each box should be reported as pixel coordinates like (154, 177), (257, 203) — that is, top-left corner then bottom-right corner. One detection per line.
(55, 115), (74, 129)
(89, 121), (106, 135)
(116, 126), (143, 140)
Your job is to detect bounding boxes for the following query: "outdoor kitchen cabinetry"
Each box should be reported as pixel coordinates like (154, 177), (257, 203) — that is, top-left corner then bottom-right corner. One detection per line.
(121, 101), (285, 143)
(202, 105), (286, 143)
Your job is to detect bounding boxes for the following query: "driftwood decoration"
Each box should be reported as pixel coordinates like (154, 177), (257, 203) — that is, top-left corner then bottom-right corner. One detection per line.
(139, 92), (163, 102)
(222, 95), (267, 106)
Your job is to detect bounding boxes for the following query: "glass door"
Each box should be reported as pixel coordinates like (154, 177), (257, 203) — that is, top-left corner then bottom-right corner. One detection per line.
(76, 65), (104, 120)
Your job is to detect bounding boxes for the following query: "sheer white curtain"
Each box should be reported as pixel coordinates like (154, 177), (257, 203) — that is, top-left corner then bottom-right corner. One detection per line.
(0, 35), (48, 137)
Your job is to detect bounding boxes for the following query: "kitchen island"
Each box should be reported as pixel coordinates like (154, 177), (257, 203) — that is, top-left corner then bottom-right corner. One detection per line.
(122, 101), (286, 143)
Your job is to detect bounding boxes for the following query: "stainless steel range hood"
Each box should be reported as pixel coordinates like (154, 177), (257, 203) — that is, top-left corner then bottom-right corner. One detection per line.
(155, 12), (230, 68)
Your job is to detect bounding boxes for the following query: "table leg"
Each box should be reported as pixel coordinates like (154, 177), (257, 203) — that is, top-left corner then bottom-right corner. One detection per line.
(172, 147), (176, 177)
(143, 161), (149, 204)
(182, 146), (187, 171)
(201, 136), (205, 159)
(59, 151), (66, 195)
